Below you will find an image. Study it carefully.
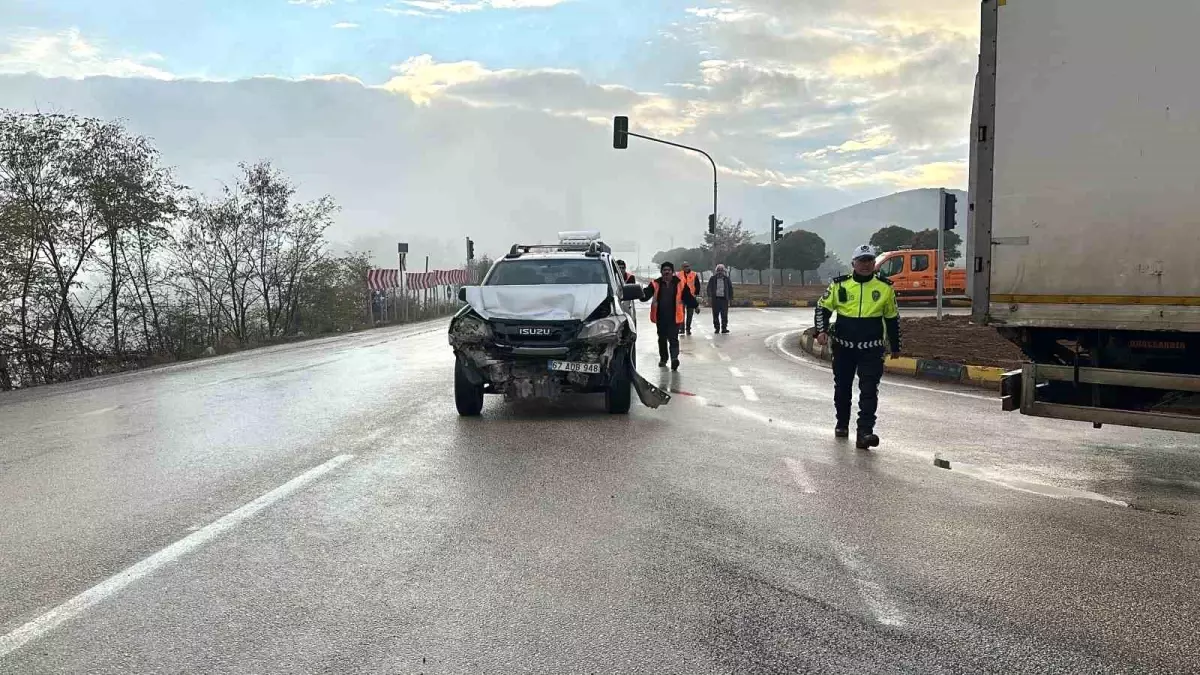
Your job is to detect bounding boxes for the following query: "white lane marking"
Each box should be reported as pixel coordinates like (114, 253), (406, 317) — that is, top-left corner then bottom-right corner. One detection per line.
(782, 458), (816, 494)
(740, 385), (759, 402)
(766, 332), (994, 402)
(705, 335), (713, 341)
(709, 342), (718, 349)
(832, 542), (907, 628)
(717, 352), (732, 362)
(756, 308), (769, 313)
(729, 367), (745, 378)
(0, 454), (355, 659)
(81, 406), (118, 417)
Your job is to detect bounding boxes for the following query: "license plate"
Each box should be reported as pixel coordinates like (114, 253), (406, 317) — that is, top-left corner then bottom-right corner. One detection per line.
(548, 360), (601, 374)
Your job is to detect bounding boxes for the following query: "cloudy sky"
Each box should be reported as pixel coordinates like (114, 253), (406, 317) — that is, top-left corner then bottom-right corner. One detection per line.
(0, 0), (979, 266)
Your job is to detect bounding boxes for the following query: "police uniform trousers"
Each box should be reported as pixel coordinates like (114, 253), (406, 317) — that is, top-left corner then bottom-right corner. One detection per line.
(832, 344), (885, 433)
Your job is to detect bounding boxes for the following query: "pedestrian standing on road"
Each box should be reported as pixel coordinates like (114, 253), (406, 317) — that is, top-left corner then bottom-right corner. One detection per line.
(642, 261), (694, 371)
(708, 264), (733, 334)
(676, 261), (701, 336)
(814, 245), (902, 449)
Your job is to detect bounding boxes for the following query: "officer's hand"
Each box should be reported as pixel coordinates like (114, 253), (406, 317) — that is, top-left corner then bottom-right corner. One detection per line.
(815, 332), (828, 347)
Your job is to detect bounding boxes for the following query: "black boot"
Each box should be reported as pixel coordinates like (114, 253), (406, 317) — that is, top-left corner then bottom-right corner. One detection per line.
(658, 359), (667, 368)
(856, 431), (880, 450)
(834, 426), (849, 439)
(671, 359), (680, 371)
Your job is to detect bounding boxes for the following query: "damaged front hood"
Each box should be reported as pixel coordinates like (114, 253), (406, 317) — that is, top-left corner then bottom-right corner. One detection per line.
(464, 284), (612, 321)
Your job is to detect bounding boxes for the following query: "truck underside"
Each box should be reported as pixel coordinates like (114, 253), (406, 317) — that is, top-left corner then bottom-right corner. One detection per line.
(999, 327), (1200, 433)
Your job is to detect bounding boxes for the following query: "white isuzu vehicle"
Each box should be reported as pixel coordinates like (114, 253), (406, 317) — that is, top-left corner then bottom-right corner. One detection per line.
(969, 0), (1200, 433)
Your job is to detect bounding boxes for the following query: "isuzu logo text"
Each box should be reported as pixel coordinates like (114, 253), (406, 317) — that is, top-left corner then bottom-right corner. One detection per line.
(519, 327), (552, 336)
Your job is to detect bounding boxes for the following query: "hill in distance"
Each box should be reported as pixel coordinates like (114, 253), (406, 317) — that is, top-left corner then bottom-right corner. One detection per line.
(765, 188), (968, 264)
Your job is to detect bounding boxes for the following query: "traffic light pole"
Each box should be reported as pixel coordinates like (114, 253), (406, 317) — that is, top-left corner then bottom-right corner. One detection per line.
(768, 222), (776, 302)
(936, 188), (945, 320)
(624, 131), (718, 240)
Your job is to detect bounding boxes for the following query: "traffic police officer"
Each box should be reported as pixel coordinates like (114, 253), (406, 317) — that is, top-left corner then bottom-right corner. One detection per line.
(814, 245), (902, 449)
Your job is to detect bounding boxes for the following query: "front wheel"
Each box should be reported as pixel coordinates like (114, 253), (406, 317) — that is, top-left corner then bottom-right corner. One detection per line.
(455, 360), (484, 416)
(605, 349), (633, 414)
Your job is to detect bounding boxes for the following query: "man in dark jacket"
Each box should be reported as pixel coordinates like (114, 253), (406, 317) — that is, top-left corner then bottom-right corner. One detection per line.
(707, 263), (733, 334)
(641, 261), (695, 370)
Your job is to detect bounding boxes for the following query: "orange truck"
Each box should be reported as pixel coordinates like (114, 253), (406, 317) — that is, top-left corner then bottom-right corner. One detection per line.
(873, 249), (966, 303)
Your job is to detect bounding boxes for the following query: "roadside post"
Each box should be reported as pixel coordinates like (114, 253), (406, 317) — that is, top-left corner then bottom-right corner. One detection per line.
(398, 242), (409, 323)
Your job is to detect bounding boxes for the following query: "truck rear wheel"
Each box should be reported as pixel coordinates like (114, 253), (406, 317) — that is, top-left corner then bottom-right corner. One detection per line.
(455, 360), (484, 416)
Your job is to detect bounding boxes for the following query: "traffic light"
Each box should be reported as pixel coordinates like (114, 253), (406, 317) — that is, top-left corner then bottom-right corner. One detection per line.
(772, 216), (784, 242)
(707, 213), (716, 235)
(466, 237), (475, 261)
(943, 192), (958, 231)
(613, 116), (629, 150)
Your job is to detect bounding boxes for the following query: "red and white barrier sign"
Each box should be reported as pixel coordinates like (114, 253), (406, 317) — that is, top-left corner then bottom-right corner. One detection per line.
(367, 269), (400, 290)
(406, 269), (471, 290)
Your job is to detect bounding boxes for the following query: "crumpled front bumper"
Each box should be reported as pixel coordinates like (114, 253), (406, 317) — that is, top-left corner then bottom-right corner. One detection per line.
(451, 340), (669, 408)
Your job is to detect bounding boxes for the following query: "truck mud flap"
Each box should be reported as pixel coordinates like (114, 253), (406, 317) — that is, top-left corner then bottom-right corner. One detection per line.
(628, 354), (671, 409)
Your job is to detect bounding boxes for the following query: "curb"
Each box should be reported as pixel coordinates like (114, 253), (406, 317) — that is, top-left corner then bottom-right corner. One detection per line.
(797, 327), (1005, 390)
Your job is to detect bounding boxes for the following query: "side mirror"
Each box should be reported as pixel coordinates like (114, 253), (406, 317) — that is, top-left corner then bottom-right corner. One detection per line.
(621, 284), (643, 302)
(457, 286), (468, 302)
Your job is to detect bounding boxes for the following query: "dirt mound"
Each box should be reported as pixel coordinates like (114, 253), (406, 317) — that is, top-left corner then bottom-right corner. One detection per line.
(899, 315), (1026, 369)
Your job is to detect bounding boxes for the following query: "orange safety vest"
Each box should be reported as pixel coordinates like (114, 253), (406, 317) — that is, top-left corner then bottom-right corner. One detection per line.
(677, 270), (698, 293)
(650, 278), (686, 324)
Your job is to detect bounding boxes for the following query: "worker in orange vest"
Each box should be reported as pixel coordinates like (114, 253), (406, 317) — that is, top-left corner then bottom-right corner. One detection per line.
(641, 261), (695, 370)
(616, 259), (636, 284)
(676, 261), (701, 336)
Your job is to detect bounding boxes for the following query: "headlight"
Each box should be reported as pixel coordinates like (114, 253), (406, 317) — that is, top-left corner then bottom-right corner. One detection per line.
(578, 316), (622, 340)
(450, 314), (491, 340)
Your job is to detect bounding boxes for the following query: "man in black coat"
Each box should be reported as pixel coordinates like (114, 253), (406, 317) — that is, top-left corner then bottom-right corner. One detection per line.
(707, 263), (734, 334)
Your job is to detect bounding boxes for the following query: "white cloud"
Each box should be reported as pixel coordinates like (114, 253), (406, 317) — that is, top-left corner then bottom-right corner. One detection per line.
(0, 28), (173, 80)
(332, 22), (360, 28)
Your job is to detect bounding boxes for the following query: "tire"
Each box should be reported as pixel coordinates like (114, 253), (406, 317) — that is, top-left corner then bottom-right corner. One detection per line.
(605, 350), (633, 414)
(455, 360), (484, 416)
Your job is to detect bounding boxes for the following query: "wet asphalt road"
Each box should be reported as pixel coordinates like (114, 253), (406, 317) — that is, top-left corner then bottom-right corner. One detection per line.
(1, 309), (1199, 674)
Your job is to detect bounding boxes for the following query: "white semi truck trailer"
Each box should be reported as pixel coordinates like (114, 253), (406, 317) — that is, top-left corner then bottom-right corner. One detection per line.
(969, 0), (1200, 433)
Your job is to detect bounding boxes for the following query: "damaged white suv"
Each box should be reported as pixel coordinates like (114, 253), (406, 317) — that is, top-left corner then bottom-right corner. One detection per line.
(449, 232), (670, 416)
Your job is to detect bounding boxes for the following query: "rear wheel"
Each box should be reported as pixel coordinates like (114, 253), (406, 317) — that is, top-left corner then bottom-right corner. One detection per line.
(455, 360), (484, 416)
(605, 349), (633, 414)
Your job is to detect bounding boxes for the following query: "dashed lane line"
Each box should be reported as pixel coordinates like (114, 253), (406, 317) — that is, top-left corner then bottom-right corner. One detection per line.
(740, 385), (759, 402)
(729, 367), (745, 378)
(832, 542), (908, 628)
(782, 457), (816, 494)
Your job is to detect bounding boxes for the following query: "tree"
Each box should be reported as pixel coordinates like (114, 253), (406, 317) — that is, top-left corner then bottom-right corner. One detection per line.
(727, 242), (769, 283)
(702, 216), (753, 266)
(774, 229), (827, 284)
(869, 225), (915, 253)
(816, 254), (849, 283)
(910, 228), (962, 261)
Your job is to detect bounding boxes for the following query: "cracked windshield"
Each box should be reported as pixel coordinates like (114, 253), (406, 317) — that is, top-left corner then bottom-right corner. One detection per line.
(2, 1), (1199, 673)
